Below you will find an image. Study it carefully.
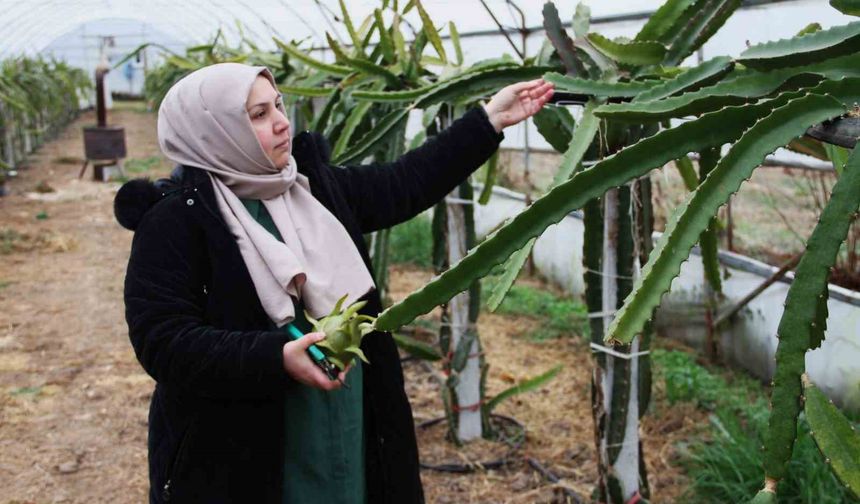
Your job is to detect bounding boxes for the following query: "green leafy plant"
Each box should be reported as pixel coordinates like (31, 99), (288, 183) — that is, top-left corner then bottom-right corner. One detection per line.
(0, 56), (90, 172)
(653, 350), (723, 408)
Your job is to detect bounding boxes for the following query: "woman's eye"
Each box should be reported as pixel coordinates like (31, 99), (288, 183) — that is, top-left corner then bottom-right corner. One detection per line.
(255, 110), (266, 118)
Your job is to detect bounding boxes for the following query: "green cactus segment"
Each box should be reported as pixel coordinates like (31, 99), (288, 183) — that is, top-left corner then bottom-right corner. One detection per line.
(450, 329), (477, 375)
(803, 76), (860, 109)
(449, 22), (464, 66)
(572, 3), (590, 37)
(605, 94), (845, 347)
(352, 85), (434, 102)
(373, 97), (786, 332)
(698, 148), (723, 294)
(586, 33), (667, 65)
(810, 291), (829, 351)
(374, 9), (395, 62)
(749, 489), (777, 504)
(332, 108), (409, 165)
(485, 365), (562, 413)
(486, 238), (535, 312)
(544, 72), (657, 98)
(636, 178), (656, 420)
(636, 0), (697, 43)
(416, 66), (558, 108)
(664, 0), (741, 66)
(542, 1), (584, 75)
(327, 32), (400, 87)
(332, 99), (374, 158)
(277, 85), (336, 97)
(551, 99), (600, 187)
(583, 199), (604, 357)
(674, 155), (698, 190)
(307, 294), (376, 370)
(478, 150), (499, 205)
(533, 105), (575, 153)
(608, 343), (632, 464)
(763, 145), (860, 481)
(803, 376), (860, 498)
(831, 0), (860, 16)
(594, 68), (824, 121)
(699, 214), (723, 295)
(310, 88), (342, 134)
(599, 56), (860, 122)
(804, 53), (860, 81)
(349, 65), (550, 104)
(638, 322), (654, 418)
(338, 0), (364, 55)
(634, 56), (733, 102)
(739, 21), (860, 69)
(415, 0), (447, 63)
(273, 37), (351, 76)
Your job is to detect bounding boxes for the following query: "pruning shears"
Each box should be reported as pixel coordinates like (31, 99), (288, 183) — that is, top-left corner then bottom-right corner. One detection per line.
(285, 323), (349, 389)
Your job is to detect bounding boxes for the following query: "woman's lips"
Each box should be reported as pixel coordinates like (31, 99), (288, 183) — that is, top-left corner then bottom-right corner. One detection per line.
(274, 139), (290, 151)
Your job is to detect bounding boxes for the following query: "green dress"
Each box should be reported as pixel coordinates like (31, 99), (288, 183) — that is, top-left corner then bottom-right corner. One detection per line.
(240, 198), (366, 504)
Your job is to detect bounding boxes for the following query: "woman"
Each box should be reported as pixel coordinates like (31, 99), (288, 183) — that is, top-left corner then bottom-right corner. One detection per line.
(115, 62), (553, 503)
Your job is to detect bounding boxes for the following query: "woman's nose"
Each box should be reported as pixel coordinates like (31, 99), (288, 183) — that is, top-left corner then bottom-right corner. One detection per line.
(275, 110), (290, 134)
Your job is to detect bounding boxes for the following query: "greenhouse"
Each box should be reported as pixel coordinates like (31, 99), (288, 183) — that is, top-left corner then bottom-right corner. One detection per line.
(0, 0), (858, 502)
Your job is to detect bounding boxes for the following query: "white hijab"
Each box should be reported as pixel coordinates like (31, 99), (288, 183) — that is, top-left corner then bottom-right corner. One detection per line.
(157, 62), (375, 327)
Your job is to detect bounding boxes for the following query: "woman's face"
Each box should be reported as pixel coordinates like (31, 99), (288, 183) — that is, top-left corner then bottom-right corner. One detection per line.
(246, 75), (291, 169)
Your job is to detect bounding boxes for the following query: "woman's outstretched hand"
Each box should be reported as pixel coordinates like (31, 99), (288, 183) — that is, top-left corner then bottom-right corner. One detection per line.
(483, 78), (555, 133)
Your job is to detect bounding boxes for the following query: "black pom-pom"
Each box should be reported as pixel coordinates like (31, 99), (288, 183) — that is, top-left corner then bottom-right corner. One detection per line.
(114, 178), (159, 231)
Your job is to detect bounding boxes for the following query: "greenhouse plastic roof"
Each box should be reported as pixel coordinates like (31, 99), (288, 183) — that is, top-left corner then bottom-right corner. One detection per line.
(1, 0), (672, 58)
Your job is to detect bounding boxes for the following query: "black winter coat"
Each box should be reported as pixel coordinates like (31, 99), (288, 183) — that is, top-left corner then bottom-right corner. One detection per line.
(114, 106), (503, 503)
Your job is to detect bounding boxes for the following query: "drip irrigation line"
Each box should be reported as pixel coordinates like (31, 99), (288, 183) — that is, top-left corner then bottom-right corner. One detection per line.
(525, 457), (586, 503)
(416, 413), (526, 473)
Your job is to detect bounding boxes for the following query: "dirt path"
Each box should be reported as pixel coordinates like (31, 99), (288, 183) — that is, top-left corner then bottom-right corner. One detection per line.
(0, 104), (698, 503)
(0, 105), (171, 503)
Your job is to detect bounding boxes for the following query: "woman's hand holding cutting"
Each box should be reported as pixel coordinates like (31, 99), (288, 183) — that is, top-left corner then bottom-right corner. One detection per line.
(283, 332), (350, 391)
(483, 78), (555, 133)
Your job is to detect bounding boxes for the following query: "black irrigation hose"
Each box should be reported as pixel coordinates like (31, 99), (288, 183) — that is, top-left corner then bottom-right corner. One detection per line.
(416, 413), (526, 473)
(526, 457), (586, 504)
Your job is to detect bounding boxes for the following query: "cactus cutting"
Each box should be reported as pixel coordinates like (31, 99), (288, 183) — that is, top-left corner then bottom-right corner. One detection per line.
(303, 293), (376, 371)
